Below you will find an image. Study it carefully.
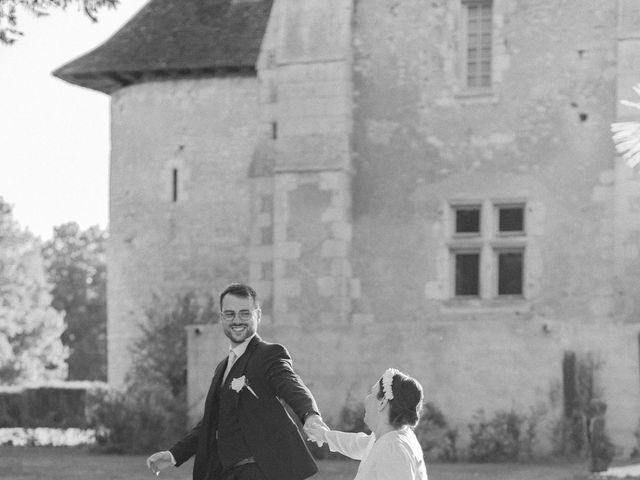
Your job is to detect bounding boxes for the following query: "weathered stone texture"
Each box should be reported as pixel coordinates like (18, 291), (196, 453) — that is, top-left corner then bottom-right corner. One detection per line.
(108, 77), (259, 385)
(188, 320), (639, 456)
(101, 0), (640, 457)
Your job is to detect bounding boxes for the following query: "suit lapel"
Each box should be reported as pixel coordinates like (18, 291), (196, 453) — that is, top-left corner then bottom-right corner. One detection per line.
(228, 335), (261, 406)
(211, 358), (227, 394)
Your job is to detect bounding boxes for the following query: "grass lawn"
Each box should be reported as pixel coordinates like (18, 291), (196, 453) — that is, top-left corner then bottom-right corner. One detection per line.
(0, 446), (606, 480)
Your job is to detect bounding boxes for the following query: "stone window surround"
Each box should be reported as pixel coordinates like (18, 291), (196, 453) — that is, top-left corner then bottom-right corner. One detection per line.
(456, 0), (499, 102)
(447, 198), (527, 301)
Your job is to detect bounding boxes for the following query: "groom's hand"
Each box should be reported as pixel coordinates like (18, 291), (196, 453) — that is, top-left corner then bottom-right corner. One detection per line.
(146, 451), (174, 476)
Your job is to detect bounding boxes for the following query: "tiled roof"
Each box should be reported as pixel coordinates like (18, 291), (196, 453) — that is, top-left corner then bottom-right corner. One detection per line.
(53, 0), (272, 93)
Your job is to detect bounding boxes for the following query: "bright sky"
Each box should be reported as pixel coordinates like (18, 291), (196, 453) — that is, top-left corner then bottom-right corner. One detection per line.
(0, 0), (148, 240)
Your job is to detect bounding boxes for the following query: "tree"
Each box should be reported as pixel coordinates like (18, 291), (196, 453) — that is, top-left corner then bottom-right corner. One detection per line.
(0, 197), (67, 384)
(43, 222), (107, 381)
(127, 292), (217, 397)
(0, 0), (118, 44)
(85, 293), (216, 453)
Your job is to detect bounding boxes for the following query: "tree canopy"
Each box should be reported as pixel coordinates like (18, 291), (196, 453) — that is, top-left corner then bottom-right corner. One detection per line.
(0, 0), (118, 44)
(43, 222), (107, 381)
(0, 197), (67, 384)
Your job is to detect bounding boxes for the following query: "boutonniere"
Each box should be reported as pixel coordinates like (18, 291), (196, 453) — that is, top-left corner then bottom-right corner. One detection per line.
(230, 375), (259, 399)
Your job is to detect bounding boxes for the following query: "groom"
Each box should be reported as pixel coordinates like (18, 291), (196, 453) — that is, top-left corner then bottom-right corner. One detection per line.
(146, 283), (326, 480)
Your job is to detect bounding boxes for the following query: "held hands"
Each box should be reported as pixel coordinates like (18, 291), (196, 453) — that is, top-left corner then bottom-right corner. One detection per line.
(146, 451), (174, 476)
(303, 414), (329, 447)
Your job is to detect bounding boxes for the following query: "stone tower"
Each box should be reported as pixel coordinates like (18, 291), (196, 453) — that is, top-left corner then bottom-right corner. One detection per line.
(54, 0), (275, 386)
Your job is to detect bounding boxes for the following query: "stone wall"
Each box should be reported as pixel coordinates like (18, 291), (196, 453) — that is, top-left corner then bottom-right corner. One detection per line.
(351, 0), (619, 322)
(615, 0), (640, 323)
(108, 77), (260, 386)
(186, 321), (640, 454)
(108, 0), (640, 455)
(255, 0), (358, 326)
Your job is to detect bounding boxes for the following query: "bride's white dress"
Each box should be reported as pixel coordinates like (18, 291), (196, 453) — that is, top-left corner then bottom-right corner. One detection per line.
(323, 426), (428, 480)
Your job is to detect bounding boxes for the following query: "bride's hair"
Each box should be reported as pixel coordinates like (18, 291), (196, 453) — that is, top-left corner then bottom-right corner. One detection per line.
(376, 371), (423, 428)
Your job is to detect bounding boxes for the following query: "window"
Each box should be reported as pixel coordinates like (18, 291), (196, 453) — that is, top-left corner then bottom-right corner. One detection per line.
(449, 201), (526, 299)
(454, 206), (481, 234)
(496, 249), (523, 295)
(172, 168), (178, 202)
(455, 252), (480, 295)
(463, 0), (492, 90)
(497, 204), (525, 234)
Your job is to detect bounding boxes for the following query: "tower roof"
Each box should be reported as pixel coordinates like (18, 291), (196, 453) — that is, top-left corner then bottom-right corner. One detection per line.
(53, 0), (273, 94)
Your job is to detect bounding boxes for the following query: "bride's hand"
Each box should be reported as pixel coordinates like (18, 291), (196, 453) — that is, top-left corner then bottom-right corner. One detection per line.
(304, 421), (329, 447)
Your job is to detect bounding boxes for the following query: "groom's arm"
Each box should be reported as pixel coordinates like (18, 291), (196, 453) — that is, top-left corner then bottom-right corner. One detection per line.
(168, 417), (203, 466)
(262, 343), (320, 422)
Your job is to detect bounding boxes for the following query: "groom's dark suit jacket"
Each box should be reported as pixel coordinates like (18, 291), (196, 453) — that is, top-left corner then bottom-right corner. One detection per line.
(169, 335), (319, 480)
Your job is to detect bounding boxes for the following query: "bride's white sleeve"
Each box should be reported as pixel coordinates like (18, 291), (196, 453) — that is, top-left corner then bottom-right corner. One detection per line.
(323, 430), (373, 460)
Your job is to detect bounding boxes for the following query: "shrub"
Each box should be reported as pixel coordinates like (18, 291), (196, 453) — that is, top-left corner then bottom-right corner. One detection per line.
(414, 402), (458, 462)
(0, 390), (23, 427)
(86, 385), (188, 454)
(0, 382), (103, 429)
(553, 352), (604, 459)
(85, 293), (213, 454)
(632, 419), (640, 458)
(127, 292), (216, 397)
(0, 427), (95, 446)
(23, 387), (87, 428)
(467, 407), (542, 462)
(336, 397), (367, 434)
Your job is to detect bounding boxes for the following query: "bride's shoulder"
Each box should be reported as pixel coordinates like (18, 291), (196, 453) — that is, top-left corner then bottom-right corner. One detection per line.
(379, 428), (422, 457)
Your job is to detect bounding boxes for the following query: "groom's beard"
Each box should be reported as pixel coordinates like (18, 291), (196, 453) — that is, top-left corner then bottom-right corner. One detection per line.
(223, 322), (256, 344)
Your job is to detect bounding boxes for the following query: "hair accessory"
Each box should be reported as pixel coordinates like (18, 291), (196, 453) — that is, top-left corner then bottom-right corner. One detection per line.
(381, 368), (400, 402)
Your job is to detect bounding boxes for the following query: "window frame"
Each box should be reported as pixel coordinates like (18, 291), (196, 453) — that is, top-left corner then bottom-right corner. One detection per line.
(495, 203), (526, 236)
(494, 247), (525, 297)
(460, 0), (494, 93)
(452, 204), (482, 238)
(451, 248), (482, 297)
(448, 199), (528, 300)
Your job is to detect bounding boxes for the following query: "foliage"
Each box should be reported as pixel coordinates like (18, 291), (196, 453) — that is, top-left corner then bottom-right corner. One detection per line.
(43, 222), (107, 381)
(585, 400), (615, 473)
(467, 406), (543, 463)
(335, 392), (367, 434)
(87, 293), (215, 453)
(0, 383), (104, 428)
(0, 427), (95, 446)
(632, 419), (640, 458)
(0, 197), (67, 384)
(414, 402), (458, 462)
(553, 352), (604, 458)
(86, 385), (188, 454)
(126, 292), (217, 397)
(0, 0), (118, 44)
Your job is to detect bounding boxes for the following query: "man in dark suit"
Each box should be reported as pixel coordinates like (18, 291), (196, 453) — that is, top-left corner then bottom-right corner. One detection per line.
(146, 283), (326, 480)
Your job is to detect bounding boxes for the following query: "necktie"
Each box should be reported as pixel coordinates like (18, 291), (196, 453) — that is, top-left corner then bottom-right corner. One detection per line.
(222, 351), (237, 383)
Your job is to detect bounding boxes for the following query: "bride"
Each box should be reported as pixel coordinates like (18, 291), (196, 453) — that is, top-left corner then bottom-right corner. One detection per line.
(306, 368), (428, 480)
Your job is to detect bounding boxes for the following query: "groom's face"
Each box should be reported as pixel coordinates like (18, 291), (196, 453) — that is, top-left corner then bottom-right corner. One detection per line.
(221, 294), (261, 346)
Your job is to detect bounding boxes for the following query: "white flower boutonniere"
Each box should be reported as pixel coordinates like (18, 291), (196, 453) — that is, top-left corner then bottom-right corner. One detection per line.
(230, 375), (259, 399)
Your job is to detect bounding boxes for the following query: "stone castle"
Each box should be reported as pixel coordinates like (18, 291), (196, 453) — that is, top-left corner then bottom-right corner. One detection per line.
(56, 0), (640, 453)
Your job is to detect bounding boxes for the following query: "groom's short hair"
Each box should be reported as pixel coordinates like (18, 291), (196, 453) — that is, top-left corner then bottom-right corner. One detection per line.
(219, 283), (259, 309)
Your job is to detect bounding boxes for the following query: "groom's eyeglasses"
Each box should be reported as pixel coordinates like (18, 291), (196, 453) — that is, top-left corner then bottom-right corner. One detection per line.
(221, 309), (258, 321)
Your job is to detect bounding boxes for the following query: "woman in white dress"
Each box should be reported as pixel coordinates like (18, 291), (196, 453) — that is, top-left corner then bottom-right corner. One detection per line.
(306, 368), (428, 480)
